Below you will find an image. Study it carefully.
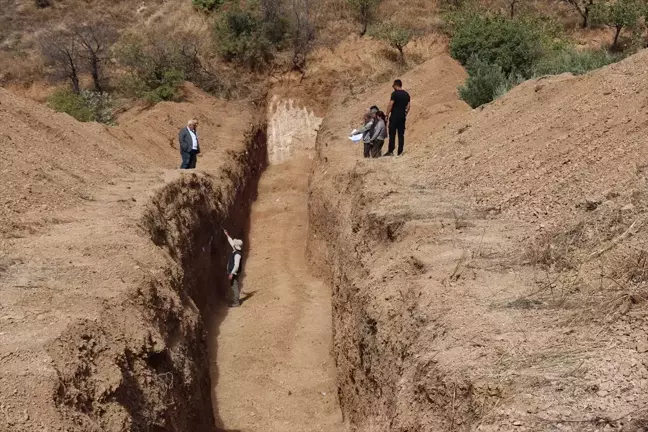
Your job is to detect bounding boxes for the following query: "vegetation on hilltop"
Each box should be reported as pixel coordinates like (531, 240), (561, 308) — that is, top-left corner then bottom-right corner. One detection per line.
(444, 1), (647, 108)
(2, 0), (644, 119)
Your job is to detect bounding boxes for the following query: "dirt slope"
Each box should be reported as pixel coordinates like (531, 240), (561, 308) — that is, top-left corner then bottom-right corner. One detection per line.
(309, 50), (648, 431)
(0, 84), (258, 431)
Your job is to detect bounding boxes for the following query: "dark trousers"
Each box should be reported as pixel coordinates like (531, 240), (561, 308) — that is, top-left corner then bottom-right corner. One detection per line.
(230, 276), (240, 305)
(180, 151), (198, 169)
(363, 141), (372, 158)
(388, 117), (406, 155)
(371, 139), (384, 158)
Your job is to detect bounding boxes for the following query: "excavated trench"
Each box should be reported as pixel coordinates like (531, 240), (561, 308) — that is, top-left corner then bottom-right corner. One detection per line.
(136, 97), (345, 431)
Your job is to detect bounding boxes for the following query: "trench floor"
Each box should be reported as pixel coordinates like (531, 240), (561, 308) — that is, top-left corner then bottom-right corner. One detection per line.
(210, 153), (344, 431)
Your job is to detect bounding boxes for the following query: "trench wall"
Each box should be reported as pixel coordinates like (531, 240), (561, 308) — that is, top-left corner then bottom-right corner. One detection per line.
(48, 125), (267, 431)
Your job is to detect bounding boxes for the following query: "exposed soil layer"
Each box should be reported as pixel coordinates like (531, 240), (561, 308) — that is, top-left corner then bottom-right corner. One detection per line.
(309, 52), (648, 431)
(0, 85), (264, 431)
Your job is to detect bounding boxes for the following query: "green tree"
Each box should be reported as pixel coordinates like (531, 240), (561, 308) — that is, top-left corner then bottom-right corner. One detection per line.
(590, 0), (643, 49)
(371, 23), (413, 64)
(213, 5), (282, 70)
(192, 0), (223, 12)
(563, 0), (596, 28)
(448, 12), (545, 77)
(458, 56), (507, 108)
(115, 35), (187, 102)
(347, 0), (382, 36)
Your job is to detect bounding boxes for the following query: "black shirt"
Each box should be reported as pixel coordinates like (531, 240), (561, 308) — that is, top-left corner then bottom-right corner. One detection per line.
(390, 89), (410, 119)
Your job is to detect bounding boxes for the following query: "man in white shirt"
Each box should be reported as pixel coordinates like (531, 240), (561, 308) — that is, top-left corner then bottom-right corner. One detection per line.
(178, 119), (201, 169)
(223, 229), (244, 307)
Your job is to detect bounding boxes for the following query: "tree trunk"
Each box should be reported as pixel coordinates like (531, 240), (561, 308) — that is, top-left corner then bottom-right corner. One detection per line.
(510, 1), (516, 18)
(90, 56), (102, 92)
(398, 48), (405, 65)
(71, 71), (80, 94)
(613, 26), (622, 50)
(581, 8), (589, 28)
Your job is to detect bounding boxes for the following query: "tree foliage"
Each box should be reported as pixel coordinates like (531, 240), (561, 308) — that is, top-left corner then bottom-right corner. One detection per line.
(563, 0), (596, 28)
(290, 0), (317, 72)
(192, 0), (224, 12)
(371, 23), (413, 64)
(590, 0), (644, 49)
(346, 0), (382, 36)
(448, 12), (546, 76)
(213, 3), (290, 70)
(115, 34), (189, 102)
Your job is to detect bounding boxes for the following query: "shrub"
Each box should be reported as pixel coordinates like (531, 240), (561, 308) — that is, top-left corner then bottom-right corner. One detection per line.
(35, 0), (51, 8)
(213, 6), (275, 70)
(48, 88), (113, 123)
(533, 46), (622, 76)
(458, 57), (508, 108)
(371, 22), (413, 64)
(115, 35), (187, 102)
(192, 0), (223, 12)
(448, 11), (546, 77)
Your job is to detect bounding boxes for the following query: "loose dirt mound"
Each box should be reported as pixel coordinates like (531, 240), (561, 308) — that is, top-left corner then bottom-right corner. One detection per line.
(309, 50), (648, 431)
(421, 50), (648, 228)
(0, 84), (259, 431)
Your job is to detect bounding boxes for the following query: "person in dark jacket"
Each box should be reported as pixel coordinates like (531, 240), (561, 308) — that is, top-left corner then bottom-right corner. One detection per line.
(179, 119), (200, 169)
(385, 79), (411, 156)
(223, 229), (244, 307)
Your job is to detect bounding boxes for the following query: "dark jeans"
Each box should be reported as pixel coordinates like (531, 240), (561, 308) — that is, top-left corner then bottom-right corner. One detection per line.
(180, 150), (198, 169)
(388, 117), (406, 155)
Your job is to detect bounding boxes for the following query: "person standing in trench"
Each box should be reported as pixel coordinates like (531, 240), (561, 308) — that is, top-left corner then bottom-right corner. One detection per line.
(223, 229), (244, 308)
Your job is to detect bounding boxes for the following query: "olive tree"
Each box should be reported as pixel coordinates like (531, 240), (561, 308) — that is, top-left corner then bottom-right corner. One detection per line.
(591, 0), (644, 49)
(372, 23), (412, 64)
(347, 0), (382, 36)
(563, 0), (596, 28)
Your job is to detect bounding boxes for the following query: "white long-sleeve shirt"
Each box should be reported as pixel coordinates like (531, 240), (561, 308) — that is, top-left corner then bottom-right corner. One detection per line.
(187, 128), (199, 150)
(230, 254), (241, 275)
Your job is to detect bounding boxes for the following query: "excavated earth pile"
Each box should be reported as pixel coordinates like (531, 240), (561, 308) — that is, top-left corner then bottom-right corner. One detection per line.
(0, 85), (265, 431)
(309, 51), (648, 431)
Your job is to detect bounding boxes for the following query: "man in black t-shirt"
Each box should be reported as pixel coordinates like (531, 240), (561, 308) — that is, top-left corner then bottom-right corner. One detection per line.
(385, 79), (411, 156)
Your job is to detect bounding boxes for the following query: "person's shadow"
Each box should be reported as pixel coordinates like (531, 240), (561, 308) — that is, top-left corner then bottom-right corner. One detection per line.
(238, 290), (257, 305)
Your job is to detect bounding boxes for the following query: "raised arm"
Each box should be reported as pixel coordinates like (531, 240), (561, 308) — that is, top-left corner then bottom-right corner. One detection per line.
(223, 229), (235, 248)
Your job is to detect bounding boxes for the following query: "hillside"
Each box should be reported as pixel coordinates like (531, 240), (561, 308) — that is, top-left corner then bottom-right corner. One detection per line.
(0, 84), (258, 431)
(309, 49), (648, 430)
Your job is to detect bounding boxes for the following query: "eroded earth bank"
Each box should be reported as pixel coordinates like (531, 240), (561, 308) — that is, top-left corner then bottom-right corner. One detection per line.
(3, 48), (648, 432)
(309, 52), (648, 431)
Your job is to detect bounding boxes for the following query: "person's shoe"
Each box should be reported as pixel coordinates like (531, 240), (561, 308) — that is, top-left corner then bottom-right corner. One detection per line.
(384, 152), (394, 156)
(229, 303), (240, 308)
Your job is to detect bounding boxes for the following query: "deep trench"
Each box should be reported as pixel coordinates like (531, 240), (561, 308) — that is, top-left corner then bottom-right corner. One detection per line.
(140, 104), (342, 432)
